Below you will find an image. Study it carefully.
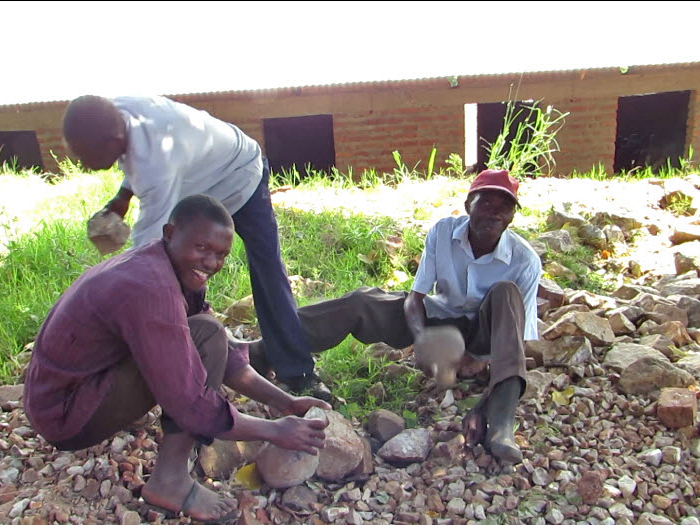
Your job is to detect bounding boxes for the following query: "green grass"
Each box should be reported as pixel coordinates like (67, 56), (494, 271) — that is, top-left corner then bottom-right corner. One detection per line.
(0, 154), (697, 419)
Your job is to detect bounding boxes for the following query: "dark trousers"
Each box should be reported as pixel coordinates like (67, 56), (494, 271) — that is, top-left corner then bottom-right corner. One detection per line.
(296, 282), (527, 391)
(232, 158), (313, 379)
(53, 315), (227, 451)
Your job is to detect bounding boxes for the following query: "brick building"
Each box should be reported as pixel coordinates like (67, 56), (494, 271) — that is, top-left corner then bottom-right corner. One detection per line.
(1, 61), (699, 177)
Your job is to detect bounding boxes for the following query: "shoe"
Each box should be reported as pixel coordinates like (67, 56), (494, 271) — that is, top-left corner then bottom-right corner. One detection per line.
(247, 340), (272, 377)
(485, 376), (523, 464)
(279, 372), (333, 403)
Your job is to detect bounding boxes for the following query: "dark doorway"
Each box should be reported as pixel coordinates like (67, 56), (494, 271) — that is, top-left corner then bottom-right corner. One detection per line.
(476, 101), (538, 173)
(614, 90), (690, 172)
(263, 114), (335, 180)
(0, 131), (44, 171)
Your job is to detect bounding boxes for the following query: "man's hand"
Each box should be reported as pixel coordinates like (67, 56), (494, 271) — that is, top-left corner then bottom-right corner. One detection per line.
(103, 187), (134, 219)
(270, 416), (328, 455)
(282, 396), (332, 417)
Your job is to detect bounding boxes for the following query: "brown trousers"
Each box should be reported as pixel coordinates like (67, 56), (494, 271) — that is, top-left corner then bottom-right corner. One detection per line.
(297, 282), (527, 391)
(53, 314), (228, 451)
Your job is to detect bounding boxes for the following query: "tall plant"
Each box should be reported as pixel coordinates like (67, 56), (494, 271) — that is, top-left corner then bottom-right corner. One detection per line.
(484, 94), (569, 181)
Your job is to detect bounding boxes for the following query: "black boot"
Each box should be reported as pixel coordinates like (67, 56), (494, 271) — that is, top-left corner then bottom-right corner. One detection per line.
(248, 340), (272, 377)
(485, 376), (523, 463)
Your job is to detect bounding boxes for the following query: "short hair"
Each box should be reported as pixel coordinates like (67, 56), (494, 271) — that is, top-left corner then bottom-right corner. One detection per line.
(168, 194), (234, 229)
(63, 95), (122, 145)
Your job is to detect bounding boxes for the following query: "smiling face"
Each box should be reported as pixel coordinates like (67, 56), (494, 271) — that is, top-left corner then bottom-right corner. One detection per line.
(162, 215), (234, 293)
(465, 189), (516, 255)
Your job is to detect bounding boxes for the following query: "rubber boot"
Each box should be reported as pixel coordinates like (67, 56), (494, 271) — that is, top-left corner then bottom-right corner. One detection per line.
(485, 376), (523, 463)
(248, 340), (272, 377)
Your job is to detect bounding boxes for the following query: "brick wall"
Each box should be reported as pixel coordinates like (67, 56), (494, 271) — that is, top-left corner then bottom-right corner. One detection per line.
(1, 63), (699, 177)
(546, 96), (620, 175)
(333, 105), (465, 176)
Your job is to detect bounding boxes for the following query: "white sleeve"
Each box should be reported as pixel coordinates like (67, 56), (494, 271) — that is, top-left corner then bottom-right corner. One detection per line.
(517, 257), (542, 341)
(412, 226), (437, 294)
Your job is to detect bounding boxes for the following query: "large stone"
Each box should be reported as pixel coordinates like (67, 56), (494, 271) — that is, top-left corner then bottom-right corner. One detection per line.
(579, 223), (608, 249)
(657, 388), (698, 428)
(366, 409), (405, 443)
(676, 353), (700, 380)
(198, 440), (245, 480)
(541, 311), (615, 346)
(0, 385), (23, 407)
(659, 278), (700, 297)
(668, 294), (700, 328)
(670, 224), (700, 245)
(350, 436), (374, 477)
(281, 485), (318, 512)
(567, 290), (616, 310)
(523, 370), (556, 401)
(316, 410), (364, 482)
(543, 304), (590, 323)
(525, 339), (556, 367)
(607, 311), (636, 335)
(537, 230), (574, 253)
(630, 292), (675, 311)
(619, 356), (694, 395)
(638, 334), (677, 358)
(547, 208), (587, 230)
(87, 210), (131, 255)
(255, 407), (327, 489)
(673, 241), (700, 275)
(643, 321), (693, 347)
(378, 428), (432, 466)
(612, 284), (655, 301)
(648, 303), (689, 327)
(538, 278), (566, 309)
(603, 343), (669, 373)
(542, 336), (592, 367)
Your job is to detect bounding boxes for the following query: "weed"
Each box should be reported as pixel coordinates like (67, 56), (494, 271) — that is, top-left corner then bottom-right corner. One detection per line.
(483, 86), (569, 180)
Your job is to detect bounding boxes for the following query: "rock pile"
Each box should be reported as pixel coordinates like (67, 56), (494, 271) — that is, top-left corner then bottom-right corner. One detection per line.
(3, 176), (700, 523)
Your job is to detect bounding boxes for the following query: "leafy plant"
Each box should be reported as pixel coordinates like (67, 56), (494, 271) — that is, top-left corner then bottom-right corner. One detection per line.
(484, 88), (569, 180)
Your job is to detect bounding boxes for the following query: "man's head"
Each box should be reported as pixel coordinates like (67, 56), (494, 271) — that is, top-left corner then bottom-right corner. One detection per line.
(464, 169), (519, 248)
(63, 95), (127, 170)
(163, 195), (234, 292)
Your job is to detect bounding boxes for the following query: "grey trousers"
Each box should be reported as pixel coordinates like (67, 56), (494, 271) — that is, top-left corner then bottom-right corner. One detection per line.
(53, 314), (227, 451)
(297, 282), (527, 391)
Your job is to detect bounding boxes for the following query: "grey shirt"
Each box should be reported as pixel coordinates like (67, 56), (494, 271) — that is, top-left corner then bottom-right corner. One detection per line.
(114, 95), (263, 246)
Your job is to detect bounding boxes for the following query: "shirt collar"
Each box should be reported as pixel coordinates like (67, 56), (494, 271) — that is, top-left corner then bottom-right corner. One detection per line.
(453, 217), (513, 264)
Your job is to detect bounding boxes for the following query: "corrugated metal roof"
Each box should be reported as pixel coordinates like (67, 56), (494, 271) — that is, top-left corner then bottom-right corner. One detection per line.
(2, 61), (699, 109)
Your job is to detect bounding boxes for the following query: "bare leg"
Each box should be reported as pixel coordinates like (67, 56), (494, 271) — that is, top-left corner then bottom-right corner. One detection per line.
(141, 432), (236, 521)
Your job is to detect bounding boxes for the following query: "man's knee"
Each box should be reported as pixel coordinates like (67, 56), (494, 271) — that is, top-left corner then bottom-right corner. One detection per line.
(188, 314), (228, 366)
(489, 281), (523, 302)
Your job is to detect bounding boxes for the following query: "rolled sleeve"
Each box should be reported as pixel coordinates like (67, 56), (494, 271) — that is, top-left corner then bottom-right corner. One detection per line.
(118, 288), (239, 439)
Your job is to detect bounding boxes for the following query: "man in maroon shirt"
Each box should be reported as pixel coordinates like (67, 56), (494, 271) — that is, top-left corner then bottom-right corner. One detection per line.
(24, 194), (331, 524)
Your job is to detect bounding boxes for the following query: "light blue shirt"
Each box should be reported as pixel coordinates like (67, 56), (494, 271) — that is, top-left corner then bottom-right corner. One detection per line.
(412, 215), (542, 341)
(114, 96), (263, 247)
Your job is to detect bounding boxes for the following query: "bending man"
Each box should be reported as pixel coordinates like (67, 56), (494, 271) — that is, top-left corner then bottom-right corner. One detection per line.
(61, 94), (328, 400)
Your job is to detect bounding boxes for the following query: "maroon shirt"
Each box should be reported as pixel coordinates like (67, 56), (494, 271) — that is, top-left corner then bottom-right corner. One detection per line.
(24, 240), (247, 443)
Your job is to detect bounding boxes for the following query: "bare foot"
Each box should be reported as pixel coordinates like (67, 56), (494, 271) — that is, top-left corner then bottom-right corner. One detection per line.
(142, 477), (237, 522)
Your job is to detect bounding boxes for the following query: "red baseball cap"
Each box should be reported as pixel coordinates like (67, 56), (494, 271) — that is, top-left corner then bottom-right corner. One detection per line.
(468, 169), (519, 203)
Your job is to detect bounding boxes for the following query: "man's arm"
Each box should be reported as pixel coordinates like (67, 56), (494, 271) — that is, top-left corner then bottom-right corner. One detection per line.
(224, 364), (331, 416)
(103, 186), (133, 218)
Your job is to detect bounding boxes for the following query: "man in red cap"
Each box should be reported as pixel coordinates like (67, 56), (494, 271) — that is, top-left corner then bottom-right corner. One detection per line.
(249, 169), (542, 463)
